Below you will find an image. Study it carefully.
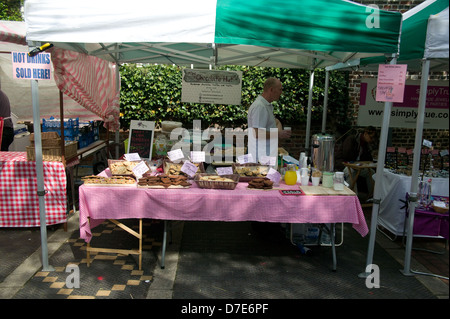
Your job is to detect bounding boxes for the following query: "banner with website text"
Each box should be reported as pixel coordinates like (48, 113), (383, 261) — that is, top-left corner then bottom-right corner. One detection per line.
(358, 78), (449, 129)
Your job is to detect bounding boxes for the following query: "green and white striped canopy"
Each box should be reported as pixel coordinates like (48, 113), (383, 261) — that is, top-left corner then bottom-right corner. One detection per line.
(25, 0), (402, 69)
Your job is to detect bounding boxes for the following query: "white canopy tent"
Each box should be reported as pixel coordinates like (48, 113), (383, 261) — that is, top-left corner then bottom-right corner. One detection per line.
(24, 0), (404, 152)
(23, 0), (403, 271)
(327, 0), (449, 279)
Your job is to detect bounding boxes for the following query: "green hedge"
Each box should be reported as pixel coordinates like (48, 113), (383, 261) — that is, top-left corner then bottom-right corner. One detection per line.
(119, 64), (351, 131)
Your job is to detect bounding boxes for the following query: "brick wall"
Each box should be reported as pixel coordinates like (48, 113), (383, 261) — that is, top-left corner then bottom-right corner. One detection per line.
(353, 0), (425, 12)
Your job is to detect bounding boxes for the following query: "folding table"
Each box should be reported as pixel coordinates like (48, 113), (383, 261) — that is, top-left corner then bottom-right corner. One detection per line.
(78, 171), (368, 271)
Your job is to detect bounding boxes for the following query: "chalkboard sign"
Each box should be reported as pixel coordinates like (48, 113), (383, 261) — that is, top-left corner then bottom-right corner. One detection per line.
(127, 120), (155, 159)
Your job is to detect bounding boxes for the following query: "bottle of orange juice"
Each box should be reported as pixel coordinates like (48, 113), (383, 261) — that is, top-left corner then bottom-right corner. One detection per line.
(284, 164), (297, 185)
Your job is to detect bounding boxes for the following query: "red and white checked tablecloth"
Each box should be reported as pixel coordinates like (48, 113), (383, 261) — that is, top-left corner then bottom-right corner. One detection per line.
(0, 151), (67, 227)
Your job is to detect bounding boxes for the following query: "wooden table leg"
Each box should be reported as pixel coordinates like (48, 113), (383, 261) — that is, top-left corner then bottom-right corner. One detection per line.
(85, 219), (143, 270)
(347, 168), (361, 192)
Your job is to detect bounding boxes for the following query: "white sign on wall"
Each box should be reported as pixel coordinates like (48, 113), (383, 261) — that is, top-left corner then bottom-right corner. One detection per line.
(181, 69), (242, 105)
(358, 78), (449, 129)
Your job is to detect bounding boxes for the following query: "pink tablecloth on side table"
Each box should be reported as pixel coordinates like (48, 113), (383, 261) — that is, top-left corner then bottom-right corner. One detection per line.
(0, 151), (67, 227)
(79, 180), (368, 242)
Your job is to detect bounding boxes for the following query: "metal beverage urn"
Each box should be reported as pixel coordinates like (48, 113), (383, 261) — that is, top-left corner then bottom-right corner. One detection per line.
(311, 134), (335, 172)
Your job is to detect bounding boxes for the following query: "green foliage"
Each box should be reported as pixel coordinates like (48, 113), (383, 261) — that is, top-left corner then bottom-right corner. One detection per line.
(119, 64), (351, 131)
(0, 1), (24, 21)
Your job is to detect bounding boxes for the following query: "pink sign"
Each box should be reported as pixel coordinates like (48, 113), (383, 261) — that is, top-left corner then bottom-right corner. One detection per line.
(11, 51), (52, 80)
(376, 64), (407, 103)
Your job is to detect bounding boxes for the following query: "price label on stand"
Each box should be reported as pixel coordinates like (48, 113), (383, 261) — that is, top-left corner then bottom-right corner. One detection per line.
(167, 149), (184, 162)
(124, 153), (141, 161)
(132, 161), (149, 179)
(266, 168), (281, 185)
(260, 156), (276, 166)
(190, 151), (205, 163)
(216, 167), (233, 175)
(181, 161), (198, 177)
(237, 154), (254, 164)
(423, 139), (432, 148)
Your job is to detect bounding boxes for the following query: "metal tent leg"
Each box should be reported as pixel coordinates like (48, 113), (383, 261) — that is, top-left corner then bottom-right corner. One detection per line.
(161, 220), (167, 269)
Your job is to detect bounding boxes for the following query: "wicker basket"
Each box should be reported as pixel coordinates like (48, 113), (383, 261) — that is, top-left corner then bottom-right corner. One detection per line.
(29, 132), (61, 147)
(26, 141), (78, 162)
(194, 173), (240, 190)
(432, 202), (449, 214)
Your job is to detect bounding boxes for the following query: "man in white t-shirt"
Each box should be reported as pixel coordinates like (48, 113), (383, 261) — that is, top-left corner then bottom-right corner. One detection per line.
(247, 77), (291, 163)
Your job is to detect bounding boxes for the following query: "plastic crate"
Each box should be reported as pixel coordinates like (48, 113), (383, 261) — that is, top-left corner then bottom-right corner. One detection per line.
(92, 125), (99, 141)
(78, 121), (99, 149)
(78, 134), (94, 149)
(42, 117), (79, 138)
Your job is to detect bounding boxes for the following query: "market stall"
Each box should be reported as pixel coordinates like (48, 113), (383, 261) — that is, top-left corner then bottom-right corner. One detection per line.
(23, 0), (403, 272)
(78, 168), (368, 271)
(377, 169), (449, 237)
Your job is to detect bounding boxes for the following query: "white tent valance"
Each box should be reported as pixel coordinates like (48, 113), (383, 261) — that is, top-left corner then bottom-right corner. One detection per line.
(425, 7), (449, 59)
(24, 0), (402, 69)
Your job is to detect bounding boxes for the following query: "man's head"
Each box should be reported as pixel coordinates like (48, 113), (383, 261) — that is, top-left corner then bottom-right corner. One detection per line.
(262, 77), (282, 103)
(362, 126), (377, 144)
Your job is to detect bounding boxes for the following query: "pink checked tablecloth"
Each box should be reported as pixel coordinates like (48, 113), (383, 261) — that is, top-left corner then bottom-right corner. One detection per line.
(79, 170), (368, 242)
(0, 151), (67, 227)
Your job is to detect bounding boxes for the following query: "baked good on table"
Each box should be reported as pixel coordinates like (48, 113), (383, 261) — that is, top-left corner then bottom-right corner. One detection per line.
(199, 175), (235, 182)
(138, 174), (191, 188)
(81, 175), (108, 184)
(248, 178), (273, 189)
(110, 161), (139, 175)
(82, 175), (136, 185)
(165, 162), (201, 176)
(108, 176), (136, 184)
(234, 165), (269, 177)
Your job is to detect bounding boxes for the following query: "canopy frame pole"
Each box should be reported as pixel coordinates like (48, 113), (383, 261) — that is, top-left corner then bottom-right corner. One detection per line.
(114, 44), (120, 159)
(304, 60), (316, 154)
(321, 70), (330, 133)
(359, 54), (397, 279)
(401, 58), (448, 280)
(59, 91), (66, 166)
(30, 41), (54, 272)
